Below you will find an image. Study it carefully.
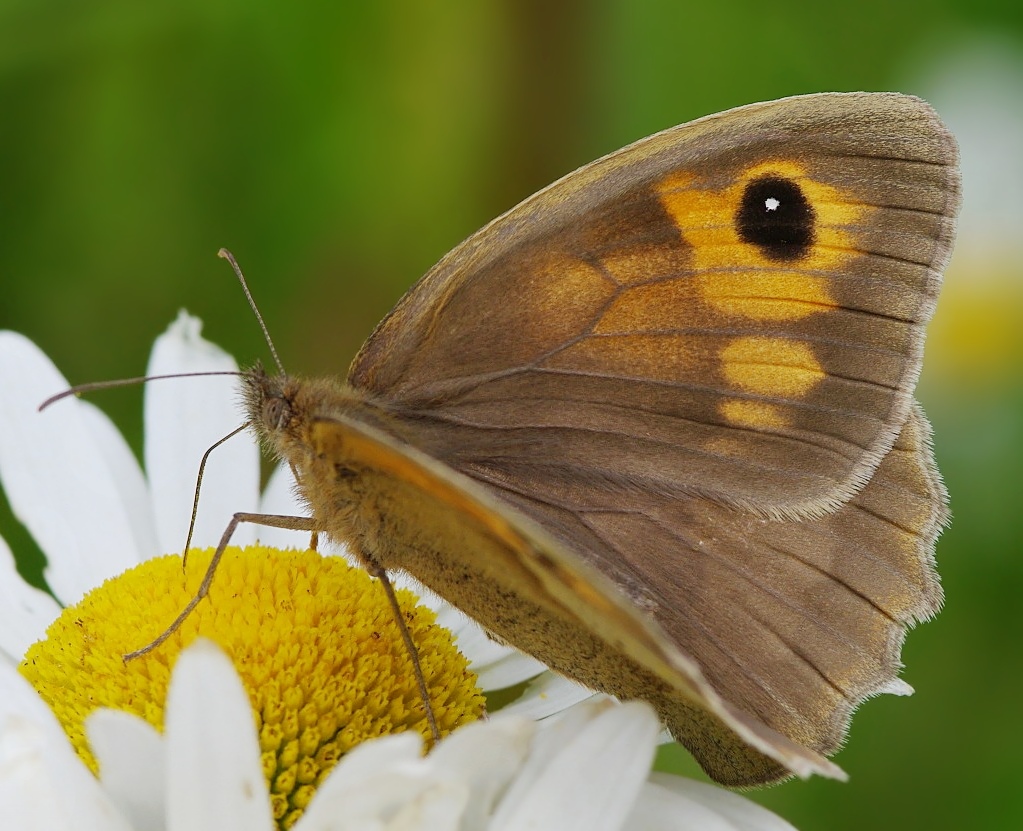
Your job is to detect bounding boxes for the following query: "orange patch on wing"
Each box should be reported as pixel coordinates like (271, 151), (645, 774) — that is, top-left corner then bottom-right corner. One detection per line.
(719, 400), (789, 429)
(701, 272), (833, 321)
(656, 161), (867, 321)
(720, 336), (825, 397)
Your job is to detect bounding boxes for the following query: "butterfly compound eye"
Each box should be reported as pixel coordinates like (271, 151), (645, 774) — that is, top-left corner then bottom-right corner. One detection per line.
(263, 396), (290, 431)
(735, 174), (815, 261)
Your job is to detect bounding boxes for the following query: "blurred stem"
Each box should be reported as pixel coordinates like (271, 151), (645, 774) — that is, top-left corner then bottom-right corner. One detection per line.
(488, 0), (593, 215)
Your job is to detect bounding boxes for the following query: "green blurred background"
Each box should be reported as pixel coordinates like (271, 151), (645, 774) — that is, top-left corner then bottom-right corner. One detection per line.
(1, 2), (1021, 828)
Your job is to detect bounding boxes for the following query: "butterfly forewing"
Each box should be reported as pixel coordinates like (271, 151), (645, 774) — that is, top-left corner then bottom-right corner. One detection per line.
(350, 93), (957, 518)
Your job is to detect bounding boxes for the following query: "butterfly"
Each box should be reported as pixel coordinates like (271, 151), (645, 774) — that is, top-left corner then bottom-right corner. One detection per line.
(242, 92), (959, 786)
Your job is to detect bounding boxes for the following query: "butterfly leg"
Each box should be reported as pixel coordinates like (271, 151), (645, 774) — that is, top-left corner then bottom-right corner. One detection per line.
(124, 511), (443, 745)
(123, 511), (317, 661)
(346, 543), (442, 744)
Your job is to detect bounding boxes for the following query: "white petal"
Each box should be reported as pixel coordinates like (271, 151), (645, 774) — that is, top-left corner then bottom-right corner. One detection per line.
(469, 650), (546, 694)
(79, 400), (160, 562)
(164, 640), (272, 831)
(0, 659), (132, 831)
(424, 717), (533, 828)
(312, 732), (424, 798)
(304, 700), (531, 830)
(0, 650), (67, 731)
(427, 597), (481, 641)
(256, 463), (314, 549)
(492, 700), (659, 831)
(87, 709), (166, 831)
(301, 731), (475, 831)
(641, 774), (798, 831)
(625, 780), (738, 831)
(0, 533), (60, 661)
(497, 671), (599, 720)
(144, 312), (261, 555)
(385, 780), (467, 831)
(300, 766), (461, 831)
(0, 332), (143, 604)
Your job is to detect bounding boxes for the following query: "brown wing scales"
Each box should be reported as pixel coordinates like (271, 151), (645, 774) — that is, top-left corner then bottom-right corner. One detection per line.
(350, 94), (958, 517)
(450, 404), (944, 758)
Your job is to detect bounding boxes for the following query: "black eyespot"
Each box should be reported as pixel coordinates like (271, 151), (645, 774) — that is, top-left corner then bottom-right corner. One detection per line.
(735, 175), (815, 261)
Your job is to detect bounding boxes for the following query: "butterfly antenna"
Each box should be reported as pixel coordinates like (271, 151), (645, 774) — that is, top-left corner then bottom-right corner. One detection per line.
(218, 248), (286, 376)
(39, 371), (242, 411)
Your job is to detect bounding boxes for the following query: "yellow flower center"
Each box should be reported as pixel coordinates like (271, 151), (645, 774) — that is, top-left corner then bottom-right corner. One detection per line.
(19, 546), (485, 829)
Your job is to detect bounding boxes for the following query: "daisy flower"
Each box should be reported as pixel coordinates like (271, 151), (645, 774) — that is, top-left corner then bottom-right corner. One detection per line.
(1, 638), (796, 830)
(0, 313), (798, 829)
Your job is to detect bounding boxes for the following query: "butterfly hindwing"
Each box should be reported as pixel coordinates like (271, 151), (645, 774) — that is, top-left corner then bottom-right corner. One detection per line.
(446, 402), (944, 773)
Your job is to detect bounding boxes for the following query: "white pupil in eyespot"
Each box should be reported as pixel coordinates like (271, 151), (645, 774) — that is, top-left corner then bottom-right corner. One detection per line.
(764, 196), (781, 212)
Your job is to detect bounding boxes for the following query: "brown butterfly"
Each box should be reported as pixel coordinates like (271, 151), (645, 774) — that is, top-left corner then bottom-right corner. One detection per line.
(242, 92), (959, 786)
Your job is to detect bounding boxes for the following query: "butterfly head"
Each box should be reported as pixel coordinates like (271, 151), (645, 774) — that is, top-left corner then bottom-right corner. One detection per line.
(241, 362), (307, 460)
(241, 363), (378, 463)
